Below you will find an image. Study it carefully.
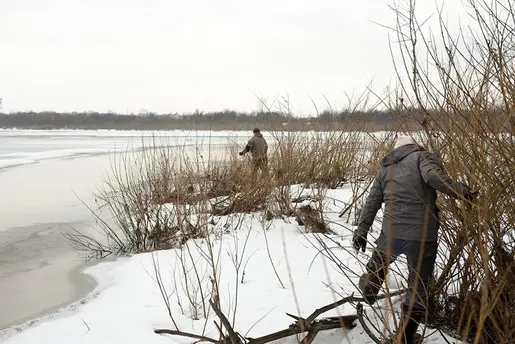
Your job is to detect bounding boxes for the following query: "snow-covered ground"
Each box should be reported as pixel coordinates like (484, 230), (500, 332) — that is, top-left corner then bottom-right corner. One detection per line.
(1, 184), (459, 344)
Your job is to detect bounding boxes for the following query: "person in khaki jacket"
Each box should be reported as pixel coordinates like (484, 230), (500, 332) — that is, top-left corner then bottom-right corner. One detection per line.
(239, 128), (268, 174)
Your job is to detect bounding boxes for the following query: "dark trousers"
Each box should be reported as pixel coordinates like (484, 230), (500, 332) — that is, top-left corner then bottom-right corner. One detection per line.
(252, 157), (268, 175)
(360, 233), (437, 311)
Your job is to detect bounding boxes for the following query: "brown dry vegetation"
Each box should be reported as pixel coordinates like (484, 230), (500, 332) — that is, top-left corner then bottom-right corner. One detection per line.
(65, 130), (382, 256)
(388, 1), (515, 343)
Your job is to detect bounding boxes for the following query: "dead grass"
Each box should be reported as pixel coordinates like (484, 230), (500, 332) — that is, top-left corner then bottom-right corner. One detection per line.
(66, 129), (383, 259)
(389, 1), (515, 342)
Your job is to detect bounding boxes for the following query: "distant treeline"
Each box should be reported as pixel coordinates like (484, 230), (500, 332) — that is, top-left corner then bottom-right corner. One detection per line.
(0, 109), (414, 131)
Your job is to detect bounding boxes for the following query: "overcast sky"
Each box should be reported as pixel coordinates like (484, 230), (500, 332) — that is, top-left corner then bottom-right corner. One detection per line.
(0, 0), (470, 115)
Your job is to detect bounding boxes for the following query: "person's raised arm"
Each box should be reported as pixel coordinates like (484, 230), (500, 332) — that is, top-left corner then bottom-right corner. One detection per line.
(239, 138), (254, 156)
(418, 151), (473, 199)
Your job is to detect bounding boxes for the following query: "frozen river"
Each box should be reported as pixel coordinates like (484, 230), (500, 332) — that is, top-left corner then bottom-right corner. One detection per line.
(0, 129), (254, 330)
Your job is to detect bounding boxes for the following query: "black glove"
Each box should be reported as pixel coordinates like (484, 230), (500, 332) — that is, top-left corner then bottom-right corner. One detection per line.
(239, 151), (245, 156)
(464, 189), (478, 201)
(352, 225), (368, 252)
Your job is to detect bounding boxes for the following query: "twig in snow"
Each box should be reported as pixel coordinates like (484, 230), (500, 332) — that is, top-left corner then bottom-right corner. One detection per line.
(81, 318), (91, 332)
(261, 220), (285, 289)
(241, 249), (259, 284)
(244, 306), (278, 337)
(154, 329), (218, 343)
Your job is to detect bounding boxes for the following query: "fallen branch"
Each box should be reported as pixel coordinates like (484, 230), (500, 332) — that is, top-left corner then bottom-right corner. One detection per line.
(291, 195), (322, 203)
(305, 293), (358, 324)
(154, 293), (407, 343)
(209, 300), (242, 344)
(245, 315), (358, 344)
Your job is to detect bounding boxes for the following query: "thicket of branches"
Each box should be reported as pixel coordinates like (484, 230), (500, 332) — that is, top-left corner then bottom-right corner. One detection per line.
(66, 126), (381, 257)
(389, 0), (514, 343)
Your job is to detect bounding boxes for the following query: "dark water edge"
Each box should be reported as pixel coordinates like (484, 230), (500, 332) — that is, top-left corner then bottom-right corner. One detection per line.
(0, 222), (98, 331)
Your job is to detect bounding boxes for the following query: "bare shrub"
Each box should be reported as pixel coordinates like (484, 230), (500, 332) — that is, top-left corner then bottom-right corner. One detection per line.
(269, 131), (365, 189)
(382, 1), (515, 343)
(66, 138), (217, 257)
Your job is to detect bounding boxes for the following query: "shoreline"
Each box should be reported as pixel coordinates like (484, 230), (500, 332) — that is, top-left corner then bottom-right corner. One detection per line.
(0, 143), (235, 332)
(0, 150), (117, 331)
(0, 220), (103, 331)
(0, 257), (99, 332)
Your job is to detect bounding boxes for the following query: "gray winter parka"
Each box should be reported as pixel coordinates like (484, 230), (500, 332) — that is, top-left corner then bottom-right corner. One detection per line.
(358, 144), (470, 242)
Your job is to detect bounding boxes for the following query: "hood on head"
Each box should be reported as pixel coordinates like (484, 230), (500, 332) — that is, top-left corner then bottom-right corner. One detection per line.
(381, 144), (423, 166)
(394, 135), (417, 149)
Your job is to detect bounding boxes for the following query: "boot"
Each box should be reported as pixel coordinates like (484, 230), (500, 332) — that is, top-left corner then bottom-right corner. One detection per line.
(358, 270), (384, 305)
(359, 252), (388, 305)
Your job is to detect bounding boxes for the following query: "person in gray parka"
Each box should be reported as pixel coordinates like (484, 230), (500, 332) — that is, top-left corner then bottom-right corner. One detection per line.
(353, 135), (477, 344)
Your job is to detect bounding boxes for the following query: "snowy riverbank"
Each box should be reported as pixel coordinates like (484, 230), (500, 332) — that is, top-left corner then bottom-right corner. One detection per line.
(1, 185), (460, 344)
